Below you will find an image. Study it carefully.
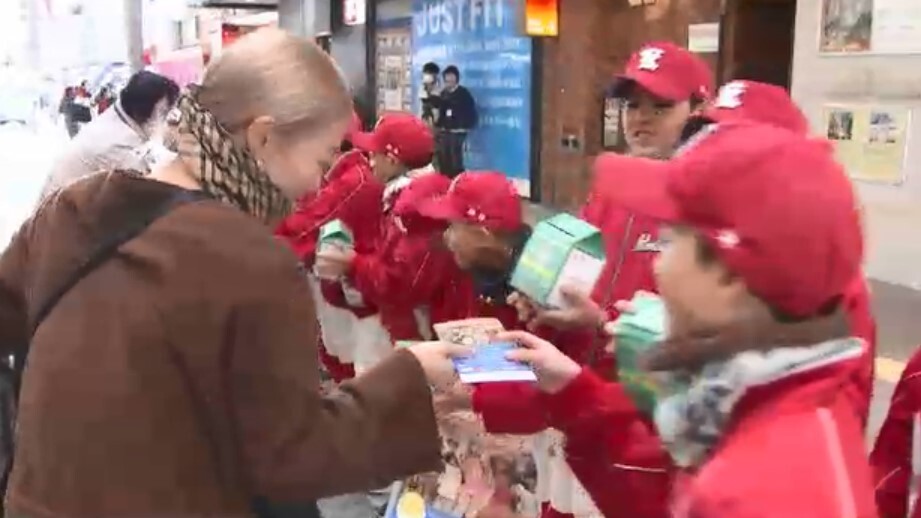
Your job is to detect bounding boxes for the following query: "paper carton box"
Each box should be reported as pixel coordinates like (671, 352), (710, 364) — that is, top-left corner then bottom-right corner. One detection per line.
(315, 219), (355, 281)
(510, 214), (606, 308)
(610, 292), (684, 415)
(318, 219), (354, 250)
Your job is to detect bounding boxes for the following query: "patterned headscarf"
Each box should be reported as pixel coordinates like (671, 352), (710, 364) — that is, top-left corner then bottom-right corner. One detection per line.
(167, 87), (291, 224)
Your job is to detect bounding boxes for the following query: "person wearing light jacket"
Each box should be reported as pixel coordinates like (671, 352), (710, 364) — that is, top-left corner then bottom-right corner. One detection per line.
(41, 71), (179, 203)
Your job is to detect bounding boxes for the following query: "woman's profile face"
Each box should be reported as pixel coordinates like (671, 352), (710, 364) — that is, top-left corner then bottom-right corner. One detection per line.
(254, 115), (350, 199)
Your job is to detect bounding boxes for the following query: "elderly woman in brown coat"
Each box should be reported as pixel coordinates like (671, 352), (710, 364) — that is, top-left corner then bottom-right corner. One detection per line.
(0, 29), (460, 517)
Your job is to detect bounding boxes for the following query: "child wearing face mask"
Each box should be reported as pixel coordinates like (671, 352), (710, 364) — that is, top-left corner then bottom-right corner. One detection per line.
(501, 121), (875, 518)
(275, 111), (385, 381)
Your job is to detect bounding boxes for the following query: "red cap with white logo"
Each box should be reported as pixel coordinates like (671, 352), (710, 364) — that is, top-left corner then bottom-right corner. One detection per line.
(351, 112), (435, 169)
(593, 121), (862, 317)
(610, 41), (714, 102)
(699, 80), (809, 135)
(415, 171), (523, 232)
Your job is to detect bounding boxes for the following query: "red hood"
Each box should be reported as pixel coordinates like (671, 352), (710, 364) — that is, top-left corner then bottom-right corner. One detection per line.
(393, 174), (451, 234)
(325, 150), (371, 184)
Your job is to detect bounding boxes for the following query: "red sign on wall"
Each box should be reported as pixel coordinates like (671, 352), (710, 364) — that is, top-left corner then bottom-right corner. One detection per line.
(525, 0), (558, 37)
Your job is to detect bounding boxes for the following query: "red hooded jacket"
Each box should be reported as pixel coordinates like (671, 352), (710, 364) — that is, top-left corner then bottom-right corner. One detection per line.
(346, 173), (475, 340)
(275, 150), (382, 264)
(843, 276), (877, 429)
(872, 346), (921, 518)
(275, 150), (385, 318)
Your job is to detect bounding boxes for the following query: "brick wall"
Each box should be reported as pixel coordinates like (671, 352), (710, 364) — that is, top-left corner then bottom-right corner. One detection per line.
(536, 0), (721, 211)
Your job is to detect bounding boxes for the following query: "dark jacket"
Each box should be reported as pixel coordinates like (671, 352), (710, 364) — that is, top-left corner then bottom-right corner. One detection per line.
(0, 173), (441, 517)
(433, 85), (477, 131)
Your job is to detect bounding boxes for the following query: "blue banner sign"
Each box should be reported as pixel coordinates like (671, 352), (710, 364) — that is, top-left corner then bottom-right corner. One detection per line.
(411, 0), (533, 195)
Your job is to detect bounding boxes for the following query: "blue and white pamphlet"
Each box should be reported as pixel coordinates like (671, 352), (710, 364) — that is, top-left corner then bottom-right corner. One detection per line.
(453, 341), (536, 384)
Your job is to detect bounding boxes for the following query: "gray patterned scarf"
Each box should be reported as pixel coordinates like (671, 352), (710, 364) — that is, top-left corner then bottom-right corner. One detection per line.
(167, 87), (291, 224)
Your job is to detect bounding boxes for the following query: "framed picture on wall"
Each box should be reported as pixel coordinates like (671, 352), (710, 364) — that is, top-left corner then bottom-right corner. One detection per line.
(819, 0), (921, 54)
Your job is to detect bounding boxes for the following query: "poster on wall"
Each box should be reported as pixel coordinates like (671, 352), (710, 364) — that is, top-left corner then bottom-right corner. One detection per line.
(823, 103), (910, 183)
(411, 0), (534, 196)
(820, 0), (921, 54)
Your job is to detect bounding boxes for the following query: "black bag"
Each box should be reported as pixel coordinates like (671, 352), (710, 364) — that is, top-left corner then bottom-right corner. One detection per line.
(71, 103), (92, 123)
(0, 189), (207, 515)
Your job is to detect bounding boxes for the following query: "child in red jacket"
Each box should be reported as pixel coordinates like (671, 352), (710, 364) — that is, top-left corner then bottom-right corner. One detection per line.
(483, 42), (715, 518)
(689, 80), (878, 429)
(872, 348), (921, 518)
(275, 112), (384, 381)
(518, 42), (715, 337)
(417, 171), (611, 518)
(316, 112), (468, 347)
(503, 122), (876, 518)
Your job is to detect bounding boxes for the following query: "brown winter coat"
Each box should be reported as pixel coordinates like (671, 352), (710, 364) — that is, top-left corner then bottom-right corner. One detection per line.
(0, 173), (441, 517)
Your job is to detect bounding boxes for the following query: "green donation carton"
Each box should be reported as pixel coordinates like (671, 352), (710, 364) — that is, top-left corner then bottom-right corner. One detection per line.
(510, 213), (605, 308)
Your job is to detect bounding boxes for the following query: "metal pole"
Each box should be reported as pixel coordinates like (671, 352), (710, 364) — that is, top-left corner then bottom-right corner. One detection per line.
(124, 0), (144, 71)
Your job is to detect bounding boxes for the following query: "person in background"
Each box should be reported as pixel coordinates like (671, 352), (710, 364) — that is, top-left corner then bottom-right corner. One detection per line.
(872, 347), (921, 518)
(94, 85), (115, 114)
(58, 86), (79, 137)
(431, 65), (477, 178)
(40, 71), (180, 202)
(275, 111), (383, 383)
(501, 122), (875, 518)
(0, 28), (460, 518)
(420, 61), (442, 128)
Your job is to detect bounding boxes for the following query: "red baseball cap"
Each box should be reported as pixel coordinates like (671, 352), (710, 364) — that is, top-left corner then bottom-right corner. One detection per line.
(393, 173), (452, 218)
(594, 121), (862, 317)
(610, 41), (714, 102)
(352, 112), (435, 169)
(698, 80), (809, 135)
(415, 171), (523, 232)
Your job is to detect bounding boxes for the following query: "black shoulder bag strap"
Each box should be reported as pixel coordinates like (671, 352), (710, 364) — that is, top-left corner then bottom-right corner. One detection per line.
(0, 189), (208, 508)
(28, 189), (208, 339)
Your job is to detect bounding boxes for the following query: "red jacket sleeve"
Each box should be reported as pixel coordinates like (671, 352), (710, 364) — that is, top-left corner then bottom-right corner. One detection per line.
(276, 164), (381, 264)
(871, 349), (921, 518)
(471, 382), (547, 434)
(470, 327), (604, 435)
(843, 277), (877, 430)
(543, 369), (674, 518)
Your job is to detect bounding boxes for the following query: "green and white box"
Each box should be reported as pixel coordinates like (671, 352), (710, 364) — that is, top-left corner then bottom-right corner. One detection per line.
(510, 214), (606, 308)
(316, 219), (354, 282)
(318, 219), (354, 251)
(610, 292), (685, 415)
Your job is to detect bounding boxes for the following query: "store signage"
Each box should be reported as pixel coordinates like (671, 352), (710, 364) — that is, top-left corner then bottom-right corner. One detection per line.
(412, 0), (534, 196)
(524, 0), (558, 37)
(343, 0), (366, 26)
